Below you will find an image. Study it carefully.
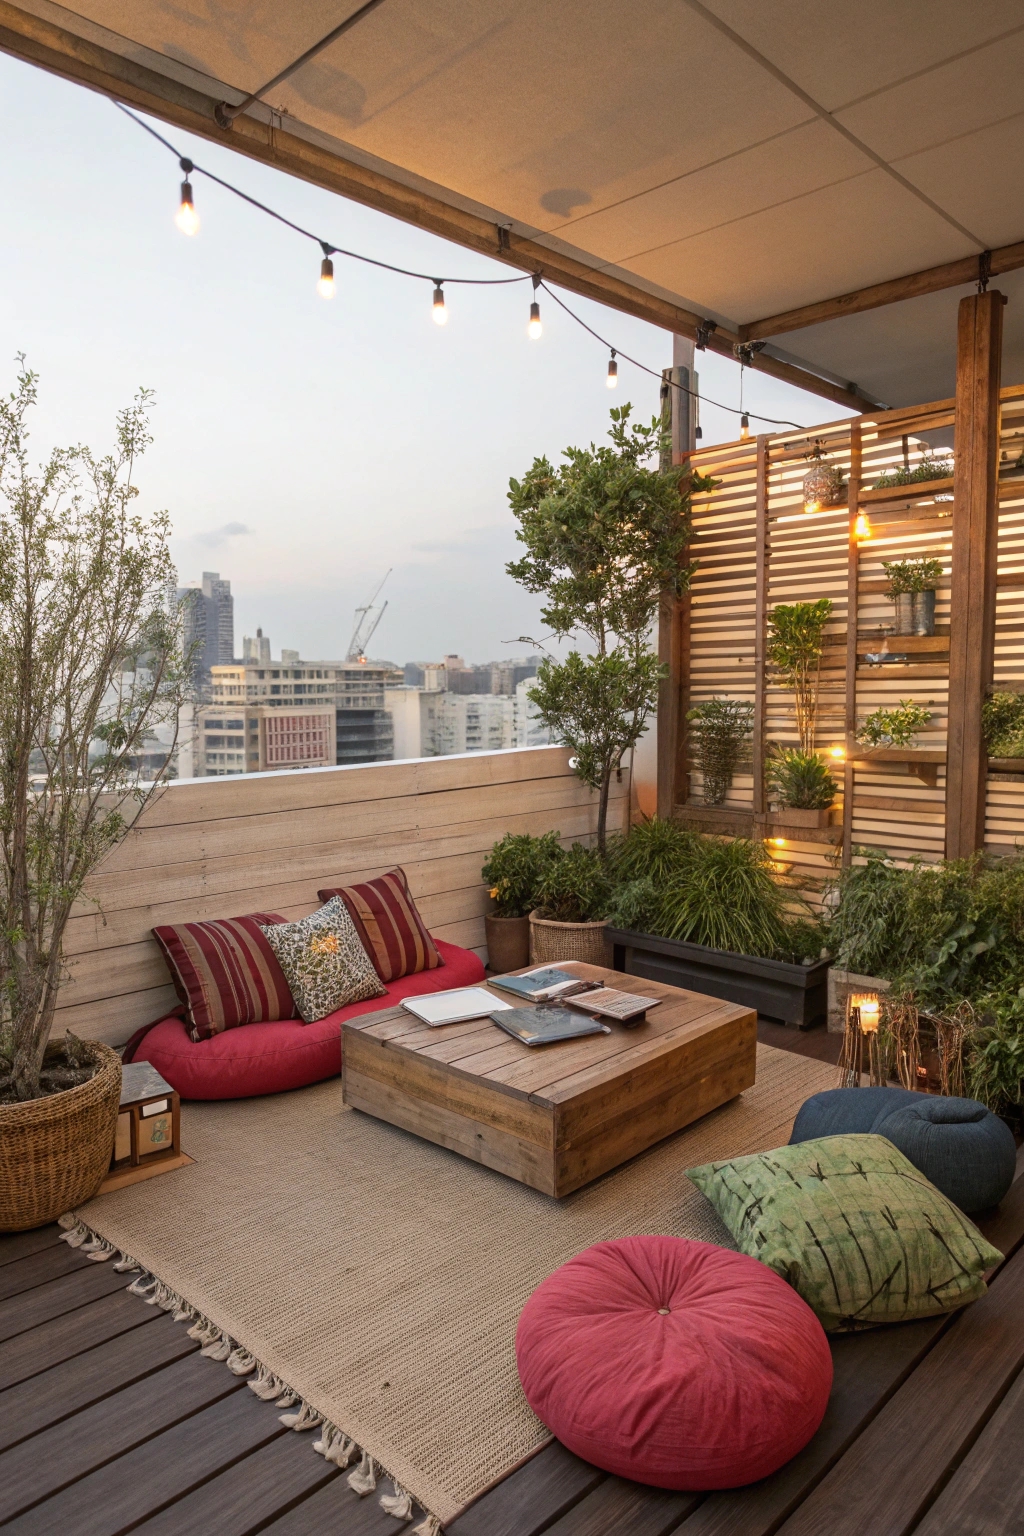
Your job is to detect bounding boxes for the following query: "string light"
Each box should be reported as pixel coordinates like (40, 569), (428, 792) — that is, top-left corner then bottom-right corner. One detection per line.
(854, 512), (872, 541)
(317, 243), (335, 299)
(175, 157), (199, 236)
(432, 282), (448, 325)
(528, 274), (542, 339)
(606, 350), (618, 389)
(740, 413), (750, 440)
(829, 744), (846, 762)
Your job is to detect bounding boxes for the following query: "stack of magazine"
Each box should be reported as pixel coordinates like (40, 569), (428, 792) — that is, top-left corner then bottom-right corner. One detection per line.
(490, 966), (660, 1039)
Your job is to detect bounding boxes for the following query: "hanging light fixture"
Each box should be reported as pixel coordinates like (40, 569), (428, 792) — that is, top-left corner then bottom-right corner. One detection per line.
(528, 274), (542, 339)
(854, 511), (872, 541)
(740, 412), (750, 440)
(606, 349), (618, 388)
(317, 243), (335, 299)
(802, 439), (846, 513)
(432, 282), (448, 325)
(175, 157), (199, 236)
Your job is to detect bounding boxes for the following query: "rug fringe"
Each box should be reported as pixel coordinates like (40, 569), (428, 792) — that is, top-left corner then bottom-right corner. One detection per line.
(60, 1213), (445, 1531)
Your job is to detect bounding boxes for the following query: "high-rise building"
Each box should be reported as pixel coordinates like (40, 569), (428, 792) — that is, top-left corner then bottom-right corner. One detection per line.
(242, 628), (272, 665)
(178, 571), (235, 685)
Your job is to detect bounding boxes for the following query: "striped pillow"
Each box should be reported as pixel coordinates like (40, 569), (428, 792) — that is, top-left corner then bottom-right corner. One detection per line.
(152, 913), (298, 1041)
(317, 868), (441, 982)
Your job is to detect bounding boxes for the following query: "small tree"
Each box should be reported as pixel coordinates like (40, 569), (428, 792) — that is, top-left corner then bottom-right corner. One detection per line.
(0, 361), (191, 1102)
(765, 599), (832, 753)
(508, 405), (712, 852)
(687, 698), (754, 805)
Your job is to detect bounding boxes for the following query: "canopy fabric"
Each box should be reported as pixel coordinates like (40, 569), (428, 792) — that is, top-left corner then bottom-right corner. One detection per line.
(7, 0), (1024, 406)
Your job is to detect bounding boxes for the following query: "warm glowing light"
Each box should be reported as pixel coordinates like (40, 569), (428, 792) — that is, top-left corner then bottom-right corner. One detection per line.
(804, 499), (820, 514)
(740, 412), (750, 441)
(854, 512), (872, 541)
(528, 301), (543, 339)
(432, 283), (447, 325)
(852, 993), (881, 1034)
(607, 351), (618, 388)
(829, 744), (846, 761)
(175, 180), (199, 236)
(317, 255), (335, 299)
(770, 837), (786, 848)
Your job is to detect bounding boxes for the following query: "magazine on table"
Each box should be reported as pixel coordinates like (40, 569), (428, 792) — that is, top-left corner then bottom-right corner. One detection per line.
(400, 987), (513, 1027)
(489, 966), (603, 1002)
(489, 1006), (611, 1047)
(565, 988), (661, 1024)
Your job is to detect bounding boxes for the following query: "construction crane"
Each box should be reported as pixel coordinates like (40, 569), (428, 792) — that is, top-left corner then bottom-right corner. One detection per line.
(346, 570), (391, 662)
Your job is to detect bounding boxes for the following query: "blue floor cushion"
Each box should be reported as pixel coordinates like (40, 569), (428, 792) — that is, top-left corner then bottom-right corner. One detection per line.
(790, 1087), (1016, 1213)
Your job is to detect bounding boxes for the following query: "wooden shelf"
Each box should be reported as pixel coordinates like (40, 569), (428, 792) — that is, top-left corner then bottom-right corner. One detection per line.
(851, 747), (945, 789)
(989, 757), (1024, 773)
(857, 631), (950, 654)
(674, 803), (753, 837)
(859, 476), (954, 503)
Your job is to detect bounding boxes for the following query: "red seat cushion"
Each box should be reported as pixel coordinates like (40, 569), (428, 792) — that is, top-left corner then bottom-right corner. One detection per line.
(516, 1235), (832, 1491)
(128, 940), (485, 1100)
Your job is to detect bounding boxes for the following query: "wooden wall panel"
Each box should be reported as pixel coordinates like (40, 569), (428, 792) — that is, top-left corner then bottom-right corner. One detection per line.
(60, 747), (625, 1047)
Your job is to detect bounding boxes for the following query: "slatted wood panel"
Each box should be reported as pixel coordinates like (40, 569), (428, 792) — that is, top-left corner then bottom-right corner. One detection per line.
(61, 747), (623, 1048)
(678, 385), (1024, 878)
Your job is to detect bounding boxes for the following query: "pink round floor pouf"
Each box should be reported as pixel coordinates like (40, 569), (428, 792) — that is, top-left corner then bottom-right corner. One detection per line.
(516, 1235), (832, 1490)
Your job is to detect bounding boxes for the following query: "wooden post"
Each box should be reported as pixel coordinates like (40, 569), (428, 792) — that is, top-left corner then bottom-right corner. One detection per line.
(945, 290), (1004, 859)
(657, 588), (687, 820)
(752, 437), (769, 816)
(842, 418), (862, 866)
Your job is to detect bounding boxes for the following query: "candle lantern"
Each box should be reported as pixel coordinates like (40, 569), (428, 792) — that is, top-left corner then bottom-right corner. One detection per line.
(112, 1062), (181, 1170)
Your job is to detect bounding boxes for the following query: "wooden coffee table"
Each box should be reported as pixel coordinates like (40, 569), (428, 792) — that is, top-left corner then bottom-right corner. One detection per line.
(342, 962), (756, 1197)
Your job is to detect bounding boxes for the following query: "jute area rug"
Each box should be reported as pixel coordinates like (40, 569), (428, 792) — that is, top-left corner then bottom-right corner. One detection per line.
(74, 1044), (834, 1527)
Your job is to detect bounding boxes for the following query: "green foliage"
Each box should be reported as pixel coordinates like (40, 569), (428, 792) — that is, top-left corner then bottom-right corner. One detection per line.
(605, 875), (661, 934)
(882, 558), (944, 596)
(656, 838), (791, 955)
(482, 831), (563, 918)
(606, 816), (698, 885)
(765, 600), (832, 751)
(0, 360), (191, 1100)
(767, 748), (837, 810)
(874, 456), (953, 489)
(533, 843), (611, 924)
(687, 698), (754, 805)
(856, 700), (931, 748)
(967, 991), (1024, 1119)
(983, 691), (1024, 758)
(508, 405), (714, 851)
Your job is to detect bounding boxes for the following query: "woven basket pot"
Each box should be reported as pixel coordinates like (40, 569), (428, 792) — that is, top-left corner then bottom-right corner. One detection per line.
(529, 911), (610, 967)
(0, 1041), (121, 1231)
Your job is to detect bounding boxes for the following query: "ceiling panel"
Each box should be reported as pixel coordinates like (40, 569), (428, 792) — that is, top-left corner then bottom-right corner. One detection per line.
(893, 116), (1024, 249)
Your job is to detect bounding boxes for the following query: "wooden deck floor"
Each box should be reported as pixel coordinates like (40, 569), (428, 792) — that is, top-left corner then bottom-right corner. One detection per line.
(2, 1023), (1021, 1536)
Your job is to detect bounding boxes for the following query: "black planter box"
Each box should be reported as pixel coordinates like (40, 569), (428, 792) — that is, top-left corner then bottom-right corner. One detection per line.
(608, 927), (829, 1030)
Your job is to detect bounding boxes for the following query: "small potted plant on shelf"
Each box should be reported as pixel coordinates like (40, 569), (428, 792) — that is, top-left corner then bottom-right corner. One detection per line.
(873, 454), (954, 492)
(529, 844), (612, 966)
(481, 831), (563, 973)
(687, 698), (753, 806)
(0, 361), (190, 1229)
(765, 747), (838, 829)
(857, 700), (932, 750)
(882, 558), (943, 636)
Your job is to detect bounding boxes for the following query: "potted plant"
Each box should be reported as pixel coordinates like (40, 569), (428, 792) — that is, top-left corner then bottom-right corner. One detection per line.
(481, 831), (563, 973)
(764, 747), (838, 829)
(766, 600), (832, 752)
(882, 558), (943, 637)
(801, 440), (847, 513)
(873, 455), (954, 492)
(529, 844), (612, 966)
(857, 701), (931, 750)
(687, 698), (753, 805)
(507, 405), (714, 853)
(0, 362), (190, 1229)
(605, 825), (829, 1028)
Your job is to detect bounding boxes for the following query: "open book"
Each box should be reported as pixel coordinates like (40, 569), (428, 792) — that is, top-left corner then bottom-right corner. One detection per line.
(489, 966), (602, 1003)
(565, 988), (660, 1024)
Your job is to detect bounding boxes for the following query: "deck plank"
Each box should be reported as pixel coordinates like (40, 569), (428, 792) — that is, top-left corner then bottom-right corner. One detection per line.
(0, 1288), (161, 1391)
(911, 1366), (1024, 1535)
(259, 1476), (416, 1535)
(0, 1241), (95, 1302)
(0, 1353), (243, 1522)
(0, 1261), (128, 1342)
(2, 1389), (285, 1535)
(0, 1226), (62, 1267)
(0, 1313), (197, 1452)
(446, 1442), (605, 1536)
(129, 1430), (341, 1535)
(544, 1477), (701, 1536)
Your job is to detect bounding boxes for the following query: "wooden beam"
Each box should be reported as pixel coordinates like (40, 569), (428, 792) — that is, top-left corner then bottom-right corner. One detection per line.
(0, 0), (877, 415)
(945, 290), (1004, 860)
(741, 242), (1024, 342)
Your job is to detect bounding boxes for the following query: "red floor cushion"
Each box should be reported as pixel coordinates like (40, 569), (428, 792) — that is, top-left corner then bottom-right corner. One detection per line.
(516, 1235), (832, 1491)
(126, 940), (485, 1100)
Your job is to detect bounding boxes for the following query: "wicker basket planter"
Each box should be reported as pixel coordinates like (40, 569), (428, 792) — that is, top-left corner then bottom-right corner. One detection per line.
(485, 914), (531, 974)
(0, 1041), (121, 1231)
(529, 910), (609, 967)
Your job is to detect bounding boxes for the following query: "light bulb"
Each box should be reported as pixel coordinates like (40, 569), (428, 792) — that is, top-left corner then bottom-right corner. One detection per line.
(829, 744), (846, 761)
(857, 996), (880, 1034)
(694, 424), (703, 440)
(854, 512), (872, 541)
(432, 284), (447, 325)
(317, 255), (335, 299)
(175, 180), (199, 236)
(740, 411), (750, 441)
(606, 352), (618, 388)
(528, 301), (542, 339)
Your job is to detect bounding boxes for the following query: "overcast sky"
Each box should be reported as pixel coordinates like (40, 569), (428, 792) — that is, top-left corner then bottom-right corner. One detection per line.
(1, 51), (848, 666)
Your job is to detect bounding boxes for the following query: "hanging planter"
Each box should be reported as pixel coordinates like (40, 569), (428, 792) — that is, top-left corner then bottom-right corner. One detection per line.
(802, 441), (846, 513)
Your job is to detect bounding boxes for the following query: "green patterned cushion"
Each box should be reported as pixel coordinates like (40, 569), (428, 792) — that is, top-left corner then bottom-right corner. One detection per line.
(687, 1133), (1003, 1332)
(260, 899), (386, 1023)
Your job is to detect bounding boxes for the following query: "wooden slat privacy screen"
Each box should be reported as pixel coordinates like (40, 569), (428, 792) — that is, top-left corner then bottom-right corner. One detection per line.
(64, 746), (623, 1048)
(671, 384), (1024, 890)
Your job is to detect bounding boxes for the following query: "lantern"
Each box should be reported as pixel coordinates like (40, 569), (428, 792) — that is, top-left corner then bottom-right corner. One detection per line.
(802, 441), (847, 512)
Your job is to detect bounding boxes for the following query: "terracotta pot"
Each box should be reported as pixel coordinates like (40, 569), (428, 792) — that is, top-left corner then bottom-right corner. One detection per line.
(529, 910), (609, 967)
(485, 913), (531, 974)
(0, 1041), (121, 1231)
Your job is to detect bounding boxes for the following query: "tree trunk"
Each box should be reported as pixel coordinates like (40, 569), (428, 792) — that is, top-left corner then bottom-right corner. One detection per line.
(596, 769), (612, 856)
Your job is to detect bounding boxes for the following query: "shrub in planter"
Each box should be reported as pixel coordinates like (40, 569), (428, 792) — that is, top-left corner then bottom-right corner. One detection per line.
(883, 558), (943, 636)
(766, 748), (837, 812)
(856, 700), (931, 750)
(874, 456), (953, 490)
(482, 831), (564, 972)
(530, 844), (612, 965)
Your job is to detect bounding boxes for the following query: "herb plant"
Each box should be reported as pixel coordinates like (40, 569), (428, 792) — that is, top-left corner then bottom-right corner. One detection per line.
(857, 700), (931, 748)
(882, 558), (943, 596)
(766, 600), (832, 752)
(874, 456), (954, 489)
(687, 698), (754, 805)
(533, 843), (611, 924)
(482, 831), (564, 918)
(766, 748), (837, 810)
(983, 692), (1024, 758)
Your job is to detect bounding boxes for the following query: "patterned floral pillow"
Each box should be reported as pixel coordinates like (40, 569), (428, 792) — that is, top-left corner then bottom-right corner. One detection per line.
(260, 899), (386, 1023)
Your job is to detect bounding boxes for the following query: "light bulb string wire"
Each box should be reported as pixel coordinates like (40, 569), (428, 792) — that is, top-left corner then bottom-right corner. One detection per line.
(117, 101), (807, 431)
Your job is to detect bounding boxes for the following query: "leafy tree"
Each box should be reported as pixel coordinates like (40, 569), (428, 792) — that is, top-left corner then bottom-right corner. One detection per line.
(508, 405), (712, 851)
(0, 361), (191, 1101)
(765, 599), (832, 753)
